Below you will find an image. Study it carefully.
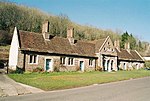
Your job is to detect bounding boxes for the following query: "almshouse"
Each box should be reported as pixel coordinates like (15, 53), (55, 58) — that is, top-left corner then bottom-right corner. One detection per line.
(9, 21), (144, 72)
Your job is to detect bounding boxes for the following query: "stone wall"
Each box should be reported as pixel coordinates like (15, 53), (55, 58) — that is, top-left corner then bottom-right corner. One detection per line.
(119, 61), (144, 70)
(17, 51), (96, 72)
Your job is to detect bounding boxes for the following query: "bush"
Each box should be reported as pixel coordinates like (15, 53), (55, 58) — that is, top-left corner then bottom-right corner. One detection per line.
(96, 66), (103, 71)
(33, 67), (44, 73)
(53, 66), (60, 72)
(145, 61), (150, 67)
(9, 66), (24, 74)
(0, 62), (4, 69)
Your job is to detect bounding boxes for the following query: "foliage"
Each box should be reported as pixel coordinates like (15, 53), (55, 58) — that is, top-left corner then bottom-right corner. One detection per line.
(0, 1), (119, 43)
(53, 66), (60, 72)
(0, 30), (12, 45)
(144, 61), (150, 68)
(33, 67), (44, 73)
(9, 66), (24, 74)
(121, 31), (136, 49)
(0, 1), (148, 54)
(8, 70), (150, 91)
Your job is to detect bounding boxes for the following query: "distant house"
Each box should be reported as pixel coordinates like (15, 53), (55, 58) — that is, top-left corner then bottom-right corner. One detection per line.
(143, 45), (150, 62)
(8, 21), (144, 72)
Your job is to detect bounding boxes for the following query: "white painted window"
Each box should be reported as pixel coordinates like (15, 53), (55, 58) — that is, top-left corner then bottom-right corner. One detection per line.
(89, 59), (94, 66)
(60, 57), (66, 65)
(68, 57), (74, 65)
(29, 55), (38, 64)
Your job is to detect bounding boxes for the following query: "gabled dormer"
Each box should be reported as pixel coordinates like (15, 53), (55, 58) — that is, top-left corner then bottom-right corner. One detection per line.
(97, 36), (117, 56)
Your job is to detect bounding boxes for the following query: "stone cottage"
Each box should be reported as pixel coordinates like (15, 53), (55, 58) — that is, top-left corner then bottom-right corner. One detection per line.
(114, 41), (144, 70)
(8, 21), (144, 72)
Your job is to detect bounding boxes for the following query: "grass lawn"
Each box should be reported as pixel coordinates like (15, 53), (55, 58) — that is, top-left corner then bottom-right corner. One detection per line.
(8, 70), (150, 91)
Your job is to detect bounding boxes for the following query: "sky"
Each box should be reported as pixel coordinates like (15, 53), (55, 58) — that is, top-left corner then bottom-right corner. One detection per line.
(9, 0), (150, 42)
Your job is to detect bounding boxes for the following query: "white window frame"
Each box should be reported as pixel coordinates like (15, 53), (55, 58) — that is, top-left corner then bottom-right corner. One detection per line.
(29, 55), (38, 64)
(60, 57), (66, 65)
(68, 57), (74, 66)
(89, 59), (94, 67)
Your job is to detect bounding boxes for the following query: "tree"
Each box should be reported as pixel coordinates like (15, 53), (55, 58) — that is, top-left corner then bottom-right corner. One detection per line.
(128, 34), (136, 49)
(121, 31), (137, 49)
(121, 31), (129, 48)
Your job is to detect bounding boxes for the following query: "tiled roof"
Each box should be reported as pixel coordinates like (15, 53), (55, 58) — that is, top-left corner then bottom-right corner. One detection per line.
(18, 30), (97, 57)
(116, 48), (144, 61)
(94, 38), (106, 53)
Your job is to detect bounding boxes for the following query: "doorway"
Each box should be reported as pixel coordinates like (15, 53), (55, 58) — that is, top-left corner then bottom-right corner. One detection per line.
(45, 59), (52, 71)
(80, 61), (84, 71)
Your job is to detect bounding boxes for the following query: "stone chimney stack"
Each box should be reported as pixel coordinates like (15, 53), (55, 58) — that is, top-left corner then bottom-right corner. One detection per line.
(67, 26), (74, 38)
(114, 40), (120, 51)
(42, 21), (49, 33)
(42, 21), (50, 39)
(124, 42), (130, 52)
(67, 27), (74, 44)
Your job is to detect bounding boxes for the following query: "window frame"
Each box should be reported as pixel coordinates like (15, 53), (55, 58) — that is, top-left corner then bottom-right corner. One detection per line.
(29, 54), (38, 64)
(89, 59), (94, 67)
(60, 57), (66, 65)
(68, 57), (74, 66)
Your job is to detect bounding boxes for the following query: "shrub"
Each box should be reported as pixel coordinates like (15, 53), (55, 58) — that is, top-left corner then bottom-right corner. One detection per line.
(33, 67), (44, 73)
(9, 66), (24, 74)
(53, 66), (60, 72)
(96, 66), (103, 71)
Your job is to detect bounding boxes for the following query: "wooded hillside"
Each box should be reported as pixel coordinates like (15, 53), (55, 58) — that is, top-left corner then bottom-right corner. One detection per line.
(0, 1), (149, 56)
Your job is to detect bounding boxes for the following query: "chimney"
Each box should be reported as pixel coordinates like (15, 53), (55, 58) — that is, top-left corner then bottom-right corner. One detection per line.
(114, 40), (120, 51)
(67, 26), (74, 44)
(42, 21), (49, 33)
(42, 21), (50, 40)
(124, 42), (130, 52)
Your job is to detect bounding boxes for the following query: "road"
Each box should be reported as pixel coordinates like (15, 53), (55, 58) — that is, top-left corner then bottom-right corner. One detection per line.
(0, 77), (150, 101)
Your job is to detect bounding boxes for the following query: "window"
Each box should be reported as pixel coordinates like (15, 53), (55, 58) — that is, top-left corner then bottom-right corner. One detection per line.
(29, 55), (38, 64)
(68, 58), (74, 65)
(89, 59), (93, 66)
(112, 48), (114, 52)
(104, 47), (106, 51)
(60, 57), (66, 65)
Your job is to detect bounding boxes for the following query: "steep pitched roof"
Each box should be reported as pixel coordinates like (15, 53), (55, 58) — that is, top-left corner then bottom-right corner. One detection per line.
(116, 48), (144, 62)
(94, 38), (106, 53)
(18, 30), (96, 57)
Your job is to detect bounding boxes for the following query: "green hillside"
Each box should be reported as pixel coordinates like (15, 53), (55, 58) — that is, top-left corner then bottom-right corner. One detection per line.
(0, 1), (119, 42)
(0, 1), (149, 55)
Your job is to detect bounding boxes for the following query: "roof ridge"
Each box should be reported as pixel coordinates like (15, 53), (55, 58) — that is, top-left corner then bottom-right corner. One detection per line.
(19, 30), (41, 35)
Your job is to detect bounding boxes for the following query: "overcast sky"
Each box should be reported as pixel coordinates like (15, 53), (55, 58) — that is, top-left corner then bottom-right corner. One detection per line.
(9, 0), (150, 42)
